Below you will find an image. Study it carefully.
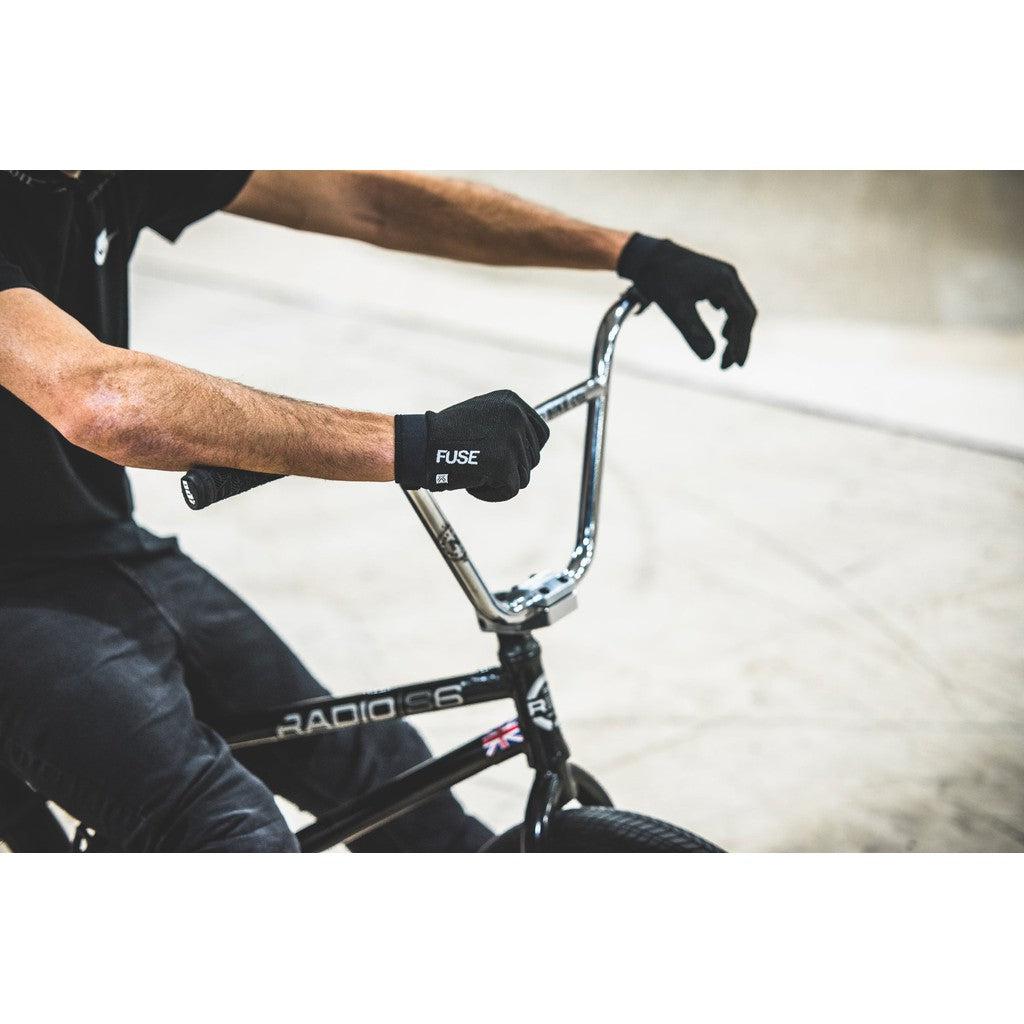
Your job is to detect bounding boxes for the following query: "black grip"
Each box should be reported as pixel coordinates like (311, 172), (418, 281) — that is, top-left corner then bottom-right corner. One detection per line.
(180, 466), (284, 510)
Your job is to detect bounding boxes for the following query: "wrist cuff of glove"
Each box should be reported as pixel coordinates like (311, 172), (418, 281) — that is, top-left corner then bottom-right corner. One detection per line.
(616, 232), (662, 280)
(394, 414), (429, 490)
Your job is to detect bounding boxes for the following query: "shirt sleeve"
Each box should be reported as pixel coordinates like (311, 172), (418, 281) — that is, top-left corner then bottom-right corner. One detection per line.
(133, 171), (253, 242)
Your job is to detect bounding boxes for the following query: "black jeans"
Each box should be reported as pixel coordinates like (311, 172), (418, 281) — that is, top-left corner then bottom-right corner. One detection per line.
(0, 545), (492, 852)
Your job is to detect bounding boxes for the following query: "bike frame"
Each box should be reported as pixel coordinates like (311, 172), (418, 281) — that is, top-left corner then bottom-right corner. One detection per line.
(217, 288), (646, 852)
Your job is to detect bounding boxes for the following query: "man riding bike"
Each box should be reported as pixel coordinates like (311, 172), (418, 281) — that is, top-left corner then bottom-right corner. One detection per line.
(0, 170), (756, 852)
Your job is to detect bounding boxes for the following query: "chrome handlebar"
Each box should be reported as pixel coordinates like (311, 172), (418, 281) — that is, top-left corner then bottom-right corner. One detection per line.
(402, 287), (644, 633)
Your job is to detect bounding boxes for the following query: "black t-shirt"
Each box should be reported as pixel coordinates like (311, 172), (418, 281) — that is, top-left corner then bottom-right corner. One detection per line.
(0, 170), (252, 576)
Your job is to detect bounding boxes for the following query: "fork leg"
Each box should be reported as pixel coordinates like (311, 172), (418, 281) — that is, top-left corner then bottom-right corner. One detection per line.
(522, 769), (564, 852)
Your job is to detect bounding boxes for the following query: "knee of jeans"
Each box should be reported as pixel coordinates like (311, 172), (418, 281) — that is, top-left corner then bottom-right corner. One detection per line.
(156, 793), (299, 852)
(150, 748), (299, 852)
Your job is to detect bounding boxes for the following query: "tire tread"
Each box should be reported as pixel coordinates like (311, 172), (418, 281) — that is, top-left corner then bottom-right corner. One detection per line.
(486, 806), (723, 852)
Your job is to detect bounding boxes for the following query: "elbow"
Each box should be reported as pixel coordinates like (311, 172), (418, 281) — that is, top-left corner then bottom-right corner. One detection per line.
(56, 384), (137, 464)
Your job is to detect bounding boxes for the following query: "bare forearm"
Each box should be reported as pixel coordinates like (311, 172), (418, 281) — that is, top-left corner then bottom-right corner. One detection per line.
(350, 172), (630, 268)
(72, 349), (394, 481)
(230, 171), (631, 270)
(0, 288), (393, 482)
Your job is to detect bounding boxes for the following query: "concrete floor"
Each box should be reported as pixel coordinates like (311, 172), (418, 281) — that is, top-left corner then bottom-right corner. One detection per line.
(124, 172), (1023, 851)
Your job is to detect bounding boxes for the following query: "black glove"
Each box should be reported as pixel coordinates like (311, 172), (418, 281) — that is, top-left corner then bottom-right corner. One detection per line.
(394, 389), (550, 502)
(617, 233), (757, 369)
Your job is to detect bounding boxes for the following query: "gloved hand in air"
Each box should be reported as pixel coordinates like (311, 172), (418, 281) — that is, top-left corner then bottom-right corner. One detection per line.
(394, 389), (550, 502)
(617, 233), (757, 370)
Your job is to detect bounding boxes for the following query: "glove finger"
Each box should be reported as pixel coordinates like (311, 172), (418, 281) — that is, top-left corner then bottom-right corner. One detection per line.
(708, 267), (756, 316)
(667, 303), (716, 361)
(707, 270), (754, 367)
(521, 427), (540, 469)
(726, 279), (757, 330)
(508, 393), (550, 448)
(720, 282), (756, 368)
(512, 434), (534, 491)
(721, 315), (752, 369)
(526, 406), (550, 448)
(468, 481), (519, 503)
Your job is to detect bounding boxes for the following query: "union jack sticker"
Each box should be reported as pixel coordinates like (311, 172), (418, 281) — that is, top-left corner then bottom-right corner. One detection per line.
(482, 720), (523, 757)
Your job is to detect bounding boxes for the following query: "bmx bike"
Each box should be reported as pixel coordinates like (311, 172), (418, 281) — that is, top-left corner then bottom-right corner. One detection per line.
(0, 288), (721, 853)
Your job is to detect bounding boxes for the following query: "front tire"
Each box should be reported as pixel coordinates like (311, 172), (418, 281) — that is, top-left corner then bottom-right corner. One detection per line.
(484, 807), (723, 852)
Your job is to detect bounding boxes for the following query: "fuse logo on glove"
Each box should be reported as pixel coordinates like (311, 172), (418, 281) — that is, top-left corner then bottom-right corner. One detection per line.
(394, 390), (549, 502)
(436, 449), (480, 465)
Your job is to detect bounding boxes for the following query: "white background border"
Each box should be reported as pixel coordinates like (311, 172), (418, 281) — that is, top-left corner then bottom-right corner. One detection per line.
(4, 1), (1020, 168)
(2, 2), (1020, 1019)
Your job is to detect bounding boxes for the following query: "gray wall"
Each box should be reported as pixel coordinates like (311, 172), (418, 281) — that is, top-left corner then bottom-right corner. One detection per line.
(458, 170), (1024, 329)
